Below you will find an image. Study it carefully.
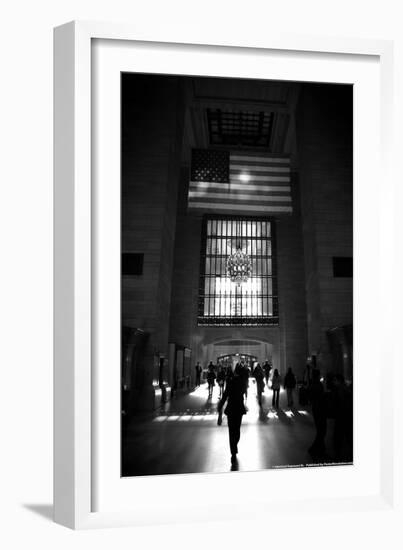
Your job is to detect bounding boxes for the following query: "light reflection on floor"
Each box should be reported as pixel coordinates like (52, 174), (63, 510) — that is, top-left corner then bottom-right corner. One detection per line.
(123, 382), (320, 477)
(153, 383), (310, 424)
(188, 384), (222, 404)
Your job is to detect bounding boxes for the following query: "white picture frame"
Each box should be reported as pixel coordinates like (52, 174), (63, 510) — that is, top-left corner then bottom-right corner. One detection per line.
(54, 21), (396, 530)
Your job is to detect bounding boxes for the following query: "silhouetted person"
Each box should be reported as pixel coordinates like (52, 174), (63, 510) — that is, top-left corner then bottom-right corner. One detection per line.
(332, 373), (353, 461)
(195, 362), (202, 387)
(240, 361), (249, 398)
(284, 367), (297, 407)
(304, 362), (312, 387)
(308, 369), (327, 460)
(217, 363), (247, 464)
(207, 360), (216, 373)
(217, 366), (226, 398)
(299, 381), (309, 406)
(263, 360), (272, 386)
(271, 368), (281, 409)
(206, 365), (216, 398)
(253, 362), (265, 406)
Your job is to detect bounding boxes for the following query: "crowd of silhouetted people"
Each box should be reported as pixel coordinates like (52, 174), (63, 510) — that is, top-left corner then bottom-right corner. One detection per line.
(197, 359), (297, 409)
(195, 359), (353, 466)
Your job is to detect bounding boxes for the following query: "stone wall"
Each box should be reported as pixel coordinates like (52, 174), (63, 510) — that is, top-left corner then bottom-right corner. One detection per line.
(295, 83), (353, 373)
(121, 74), (185, 409)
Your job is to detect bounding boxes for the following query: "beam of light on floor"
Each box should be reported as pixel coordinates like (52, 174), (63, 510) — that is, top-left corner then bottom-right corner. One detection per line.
(243, 417), (260, 425)
(267, 410), (278, 419)
(189, 383), (221, 403)
(178, 415), (192, 421)
(284, 410), (294, 418)
(202, 414), (217, 421)
(298, 410), (309, 416)
(189, 384), (210, 397)
(153, 416), (167, 422)
(167, 415), (180, 421)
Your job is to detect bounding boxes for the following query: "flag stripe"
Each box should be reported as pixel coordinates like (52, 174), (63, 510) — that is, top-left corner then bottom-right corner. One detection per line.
(230, 173), (290, 181)
(189, 182), (291, 193)
(189, 202), (293, 213)
(231, 155), (290, 164)
(189, 191), (292, 202)
(191, 199), (292, 209)
(230, 164), (290, 173)
(230, 175), (290, 182)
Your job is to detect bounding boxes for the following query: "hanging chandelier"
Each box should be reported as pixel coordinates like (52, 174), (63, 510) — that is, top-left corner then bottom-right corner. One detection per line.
(227, 246), (252, 287)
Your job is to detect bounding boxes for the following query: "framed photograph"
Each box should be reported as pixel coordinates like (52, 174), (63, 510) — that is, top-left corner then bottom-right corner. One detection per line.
(54, 21), (395, 529)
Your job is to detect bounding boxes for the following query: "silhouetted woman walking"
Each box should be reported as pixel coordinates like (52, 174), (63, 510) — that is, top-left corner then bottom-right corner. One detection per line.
(271, 368), (281, 409)
(253, 362), (265, 406)
(217, 366), (226, 398)
(217, 364), (247, 464)
(206, 364), (216, 398)
(284, 367), (297, 407)
(308, 369), (327, 460)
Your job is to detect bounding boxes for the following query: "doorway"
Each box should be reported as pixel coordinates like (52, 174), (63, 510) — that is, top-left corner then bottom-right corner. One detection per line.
(217, 353), (257, 370)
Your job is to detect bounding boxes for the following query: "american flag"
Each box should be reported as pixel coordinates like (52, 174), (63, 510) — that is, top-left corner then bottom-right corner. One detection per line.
(188, 149), (292, 215)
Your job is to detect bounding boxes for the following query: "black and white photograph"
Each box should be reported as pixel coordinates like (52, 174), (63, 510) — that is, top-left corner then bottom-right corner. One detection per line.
(2, 0), (401, 544)
(120, 73), (353, 476)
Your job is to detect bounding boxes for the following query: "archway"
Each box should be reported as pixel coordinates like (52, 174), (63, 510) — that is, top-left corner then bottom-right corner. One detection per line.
(217, 352), (257, 371)
(207, 338), (274, 367)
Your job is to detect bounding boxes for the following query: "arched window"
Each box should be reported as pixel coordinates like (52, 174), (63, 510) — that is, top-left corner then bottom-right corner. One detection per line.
(198, 216), (278, 326)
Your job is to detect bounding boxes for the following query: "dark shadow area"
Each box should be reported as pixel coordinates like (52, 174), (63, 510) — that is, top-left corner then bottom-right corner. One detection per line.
(258, 408), (269, 423)
(308, 448), (330, 464)
(277, 409), (294, 425)
(23, 504), (53, 522)
(294, 410), (312, 425)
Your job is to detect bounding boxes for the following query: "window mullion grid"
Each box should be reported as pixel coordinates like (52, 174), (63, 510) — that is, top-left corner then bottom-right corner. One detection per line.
(199, 216), (277, 326)
(213, 231), (216, 318)
(218, 219), (222, 319)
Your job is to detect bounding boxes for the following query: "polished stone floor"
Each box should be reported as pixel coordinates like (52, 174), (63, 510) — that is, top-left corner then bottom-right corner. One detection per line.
(122, 381), (349, 477)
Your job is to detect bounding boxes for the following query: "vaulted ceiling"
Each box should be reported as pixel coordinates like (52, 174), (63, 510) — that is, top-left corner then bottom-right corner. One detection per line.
(181, 76), (300, 167)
